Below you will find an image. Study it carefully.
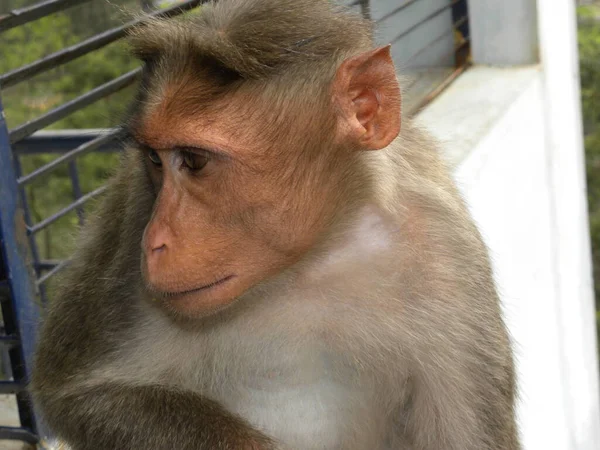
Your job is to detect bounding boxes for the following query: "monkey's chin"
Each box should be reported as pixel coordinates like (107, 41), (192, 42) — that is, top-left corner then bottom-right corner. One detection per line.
(158, 275), (240, 318)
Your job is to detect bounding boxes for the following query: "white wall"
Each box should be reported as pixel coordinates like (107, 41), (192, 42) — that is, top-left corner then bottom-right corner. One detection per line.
(415, 0), (600, 446)
(452, 75), (599, 450)
(536, 0), (600, 447)
(468, 0), (538, 65)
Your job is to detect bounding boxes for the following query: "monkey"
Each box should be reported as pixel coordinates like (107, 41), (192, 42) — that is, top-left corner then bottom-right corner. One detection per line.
(29, 0), (521, 449)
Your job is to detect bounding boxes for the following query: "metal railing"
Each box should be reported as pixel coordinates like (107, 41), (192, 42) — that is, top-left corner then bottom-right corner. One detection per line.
(0, 0), (470, 446)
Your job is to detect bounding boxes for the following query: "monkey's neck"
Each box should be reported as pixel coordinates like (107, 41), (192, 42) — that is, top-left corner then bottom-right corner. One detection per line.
(290, 201), (399, 289)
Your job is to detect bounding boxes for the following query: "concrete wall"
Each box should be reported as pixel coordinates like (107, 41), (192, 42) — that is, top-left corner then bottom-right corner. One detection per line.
(415, 0), (600, 446)
(468, 0), (539, 65)
(343, 0), (456, 70)
(418, 62), (600, 450)
(454, 74), (598, 450)
(372, 0), (454, 70)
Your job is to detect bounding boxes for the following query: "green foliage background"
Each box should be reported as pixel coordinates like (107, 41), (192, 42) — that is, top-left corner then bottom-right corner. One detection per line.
(0, 0), (142, 262)
(578, 4), (600, 331)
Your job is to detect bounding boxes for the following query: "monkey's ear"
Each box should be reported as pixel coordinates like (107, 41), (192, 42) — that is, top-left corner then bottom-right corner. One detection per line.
(333, 45), (401, 150)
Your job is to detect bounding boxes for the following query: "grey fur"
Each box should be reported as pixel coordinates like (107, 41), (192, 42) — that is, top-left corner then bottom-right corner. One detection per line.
(30, 1), (520, 449)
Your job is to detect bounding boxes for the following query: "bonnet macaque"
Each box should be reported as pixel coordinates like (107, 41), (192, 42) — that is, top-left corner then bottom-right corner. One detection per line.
(31, 1), (520, 449)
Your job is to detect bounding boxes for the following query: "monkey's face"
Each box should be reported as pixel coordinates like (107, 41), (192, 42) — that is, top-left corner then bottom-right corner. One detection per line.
(130, 44), (400, 318)
(133, 101), (339, 318)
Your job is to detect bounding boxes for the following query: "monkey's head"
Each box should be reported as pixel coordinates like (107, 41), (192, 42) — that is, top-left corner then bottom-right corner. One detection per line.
(126, 0), (401, 317)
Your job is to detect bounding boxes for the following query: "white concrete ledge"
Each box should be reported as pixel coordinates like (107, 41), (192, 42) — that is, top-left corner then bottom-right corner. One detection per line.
(416, 62), (600, 450)
(415, 65), (540, 168)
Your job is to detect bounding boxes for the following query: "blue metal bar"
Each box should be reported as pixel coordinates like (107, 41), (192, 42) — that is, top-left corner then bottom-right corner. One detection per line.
(0, 94), (41, 439)
(0, 381), (25, 394)
(0, 335), (20, 348)
(28, 186), (107, 235)
(13, 129), (117, 155)
(35, 260), (61, 271)
(0, 0), (206, 89)
(17, 129), (124, 184)
(0, 341), (13, 380)
(0, 0), (93, 32)
(9, 69), (141, 144)
(0, 426), (38, 444)
(37, 260), (69, 286)
(67, 161), (85, 225)
(11, 152), (44, 284)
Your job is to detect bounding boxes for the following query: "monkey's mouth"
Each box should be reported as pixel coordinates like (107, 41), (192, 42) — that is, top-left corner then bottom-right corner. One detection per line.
(153, 275), (236, 300)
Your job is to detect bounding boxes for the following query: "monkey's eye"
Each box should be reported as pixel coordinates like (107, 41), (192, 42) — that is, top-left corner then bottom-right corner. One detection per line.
(147, 149), (162, 167)
(181, 150), (209, 172)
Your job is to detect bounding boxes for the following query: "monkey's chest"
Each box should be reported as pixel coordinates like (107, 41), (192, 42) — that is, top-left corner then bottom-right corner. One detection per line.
(214, 360), (378, 449)
(226, 376), (358, 449)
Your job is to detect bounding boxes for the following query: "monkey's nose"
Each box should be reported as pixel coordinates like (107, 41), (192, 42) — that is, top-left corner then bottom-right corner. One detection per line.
(152, 244), (167, 253)
(143, 226), (170, 257)
(144, 240), (168, 282)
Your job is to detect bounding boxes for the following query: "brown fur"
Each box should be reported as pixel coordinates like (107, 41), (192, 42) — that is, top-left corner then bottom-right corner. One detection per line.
(30, 1), (520, 449)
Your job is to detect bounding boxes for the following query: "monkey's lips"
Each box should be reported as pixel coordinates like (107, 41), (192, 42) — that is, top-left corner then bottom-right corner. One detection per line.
(153, 275), (236, 303)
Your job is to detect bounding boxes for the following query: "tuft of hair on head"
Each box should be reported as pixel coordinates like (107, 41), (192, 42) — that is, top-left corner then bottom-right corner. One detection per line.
(128, 0), (374, 84)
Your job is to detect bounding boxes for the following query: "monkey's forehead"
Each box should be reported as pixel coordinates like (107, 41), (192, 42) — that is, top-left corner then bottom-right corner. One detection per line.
(130, 115), (242, 156)
(129, 85), (264, 157)
(128, 0), (374, 81)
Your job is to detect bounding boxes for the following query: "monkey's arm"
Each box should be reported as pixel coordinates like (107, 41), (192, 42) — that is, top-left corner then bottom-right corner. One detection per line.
(33, 308), (280, 450)
(401, 351), (520, 450)
(383, 181), (520, 450)
(33, 382), (277, 450)
(395, 247), (520, 449)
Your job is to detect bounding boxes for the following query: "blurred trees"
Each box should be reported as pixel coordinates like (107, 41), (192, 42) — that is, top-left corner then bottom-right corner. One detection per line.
(0, 1), (141, 260)
(579, 5), (600, 134)
(578, 4), (600, 328)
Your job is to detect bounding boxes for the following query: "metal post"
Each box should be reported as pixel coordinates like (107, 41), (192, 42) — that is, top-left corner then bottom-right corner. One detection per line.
(359, 0), (371, 20)
(0, 95), (42, 443)
(68, 160), (85, 225)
